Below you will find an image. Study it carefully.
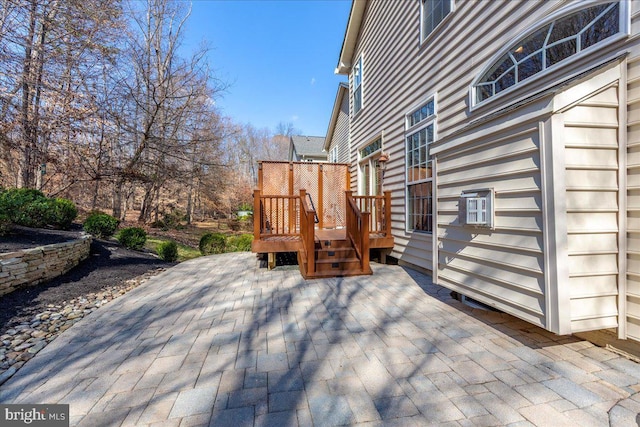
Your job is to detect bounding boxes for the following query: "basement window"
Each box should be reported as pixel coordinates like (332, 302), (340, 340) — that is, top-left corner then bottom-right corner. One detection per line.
(460, 189), (494, 228)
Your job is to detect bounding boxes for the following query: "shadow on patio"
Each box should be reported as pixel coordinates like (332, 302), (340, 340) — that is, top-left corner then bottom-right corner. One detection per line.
(2, 252), (640, 426)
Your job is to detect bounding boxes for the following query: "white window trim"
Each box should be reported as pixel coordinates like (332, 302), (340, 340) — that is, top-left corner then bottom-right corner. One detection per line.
(329, 146), (338, 163)
(420, 0), (456, 46)
(469, 0), (630, 110)
(461, 189), (495, 229)
(405, 94), (437, 234)
(358, 135), (383, 195)
(352, 55), (364, 116)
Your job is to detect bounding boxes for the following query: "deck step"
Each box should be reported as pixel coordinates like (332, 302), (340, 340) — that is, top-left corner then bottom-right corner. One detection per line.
(316, 248), (356, 260)
(298, 236), (372, 279)
(317, 238), (352, 249)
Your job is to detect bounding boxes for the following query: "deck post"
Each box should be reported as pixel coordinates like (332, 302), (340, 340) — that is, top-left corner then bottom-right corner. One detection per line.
(288, 164), (295, 233)
(258, 162), (263, 193)
(318, 164), (324, 228)
(253, 189), (261, 240)
(384, 191), (392, 236)
(362, 211), (370, 272)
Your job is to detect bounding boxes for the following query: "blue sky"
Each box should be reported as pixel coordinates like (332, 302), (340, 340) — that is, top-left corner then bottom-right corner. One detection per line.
(183, 0), (352, 137)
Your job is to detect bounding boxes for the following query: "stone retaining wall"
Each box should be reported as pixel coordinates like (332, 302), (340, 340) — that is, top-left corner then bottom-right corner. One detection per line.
(0, 236), (92, 297)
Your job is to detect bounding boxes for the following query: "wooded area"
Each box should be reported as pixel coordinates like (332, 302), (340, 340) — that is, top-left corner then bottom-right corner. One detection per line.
(0, 0), (291, 223)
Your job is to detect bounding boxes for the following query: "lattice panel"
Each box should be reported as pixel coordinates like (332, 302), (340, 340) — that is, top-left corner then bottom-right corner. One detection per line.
(261, 162), (289, 195)
(293, 163), (319, 208)
(323, 164), (348, 228)
(259, 161), (350, 230)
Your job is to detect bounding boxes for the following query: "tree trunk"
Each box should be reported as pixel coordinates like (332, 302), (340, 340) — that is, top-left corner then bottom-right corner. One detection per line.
(112, 176), (124, 219)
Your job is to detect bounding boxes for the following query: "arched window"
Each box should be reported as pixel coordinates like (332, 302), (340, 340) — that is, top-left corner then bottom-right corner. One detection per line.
(474, 2), (624, 105)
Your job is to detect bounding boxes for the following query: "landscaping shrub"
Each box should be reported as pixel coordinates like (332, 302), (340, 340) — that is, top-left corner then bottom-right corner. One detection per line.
(49, 198), (78, 230)
(0, 210), (11, 236)
(157, 240), (178, 262)
(83, 211), (119, 238)
(117, 227), (147, 250)
(16, 197), (52, 228)
(226, 234), (253, 252)
(199, 232), (226, 255)
(0, 189), (78, 230)
(150, 219), (167, 230)
(0, 188), (49, 227)
(0, 188), (46, 213)
(163, 209), (185, 229)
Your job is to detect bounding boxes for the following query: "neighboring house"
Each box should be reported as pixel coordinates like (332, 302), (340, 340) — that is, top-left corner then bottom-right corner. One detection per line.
(324, 82), (350, 165)
(336, 0), (640, 341)
(288, 135), (327, 162)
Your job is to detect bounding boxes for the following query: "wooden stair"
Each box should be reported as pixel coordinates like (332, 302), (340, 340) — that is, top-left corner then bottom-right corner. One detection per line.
(298, 234), (372, 279)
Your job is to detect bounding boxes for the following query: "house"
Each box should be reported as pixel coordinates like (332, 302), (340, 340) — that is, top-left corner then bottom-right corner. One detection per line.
(288, 135), (328, 162)
(335, 0), (640, 341)
(324, 82), (350, 165)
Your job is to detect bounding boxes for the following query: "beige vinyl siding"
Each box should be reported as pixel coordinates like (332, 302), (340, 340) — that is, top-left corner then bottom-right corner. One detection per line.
(345, 0), (609, 270)
(328, 90), (350, 164)
(628, 0), (640, 341)
(562, 85), (620, 333)
(436, 122), (546, 327)
(628, 54), (640, 340)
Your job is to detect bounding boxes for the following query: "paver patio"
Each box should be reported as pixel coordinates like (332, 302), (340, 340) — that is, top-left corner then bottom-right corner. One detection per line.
(1, 252), (640, 426)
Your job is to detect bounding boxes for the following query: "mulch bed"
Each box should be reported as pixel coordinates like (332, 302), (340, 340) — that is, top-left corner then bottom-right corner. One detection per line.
(0, 226), (171, 332)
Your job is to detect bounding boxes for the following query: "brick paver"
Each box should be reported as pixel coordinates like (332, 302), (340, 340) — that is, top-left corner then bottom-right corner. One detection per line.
(1, 252), (640, 426)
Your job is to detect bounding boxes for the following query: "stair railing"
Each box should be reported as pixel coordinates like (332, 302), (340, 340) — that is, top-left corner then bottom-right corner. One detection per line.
(305, 193), (320, 224)
(345, 191), (370, 273)
(352, 191), (392, 236)
(299, 189), (316, 275)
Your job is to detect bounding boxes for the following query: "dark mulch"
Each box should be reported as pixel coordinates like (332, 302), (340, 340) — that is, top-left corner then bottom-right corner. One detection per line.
(0, 226), (171, 331)
(0, 225), (85, 252)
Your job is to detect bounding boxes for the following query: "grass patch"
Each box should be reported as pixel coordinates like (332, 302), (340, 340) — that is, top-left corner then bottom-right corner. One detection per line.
(146, 236), (201, 262)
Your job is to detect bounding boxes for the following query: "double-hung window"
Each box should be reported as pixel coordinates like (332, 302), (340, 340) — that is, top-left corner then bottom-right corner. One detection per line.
(421, 0), (453, 42)
(353, 56), (363, 114)
(329, 146), (338, 163)
(406, 97), (436, 233)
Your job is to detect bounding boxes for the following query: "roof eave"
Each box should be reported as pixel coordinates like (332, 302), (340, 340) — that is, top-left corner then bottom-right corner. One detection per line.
(324, 83), (349, 150)
(335, 0), (367, 75)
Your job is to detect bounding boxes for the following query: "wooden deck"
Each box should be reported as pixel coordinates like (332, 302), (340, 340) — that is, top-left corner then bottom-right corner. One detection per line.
(251, 161), (394, 278)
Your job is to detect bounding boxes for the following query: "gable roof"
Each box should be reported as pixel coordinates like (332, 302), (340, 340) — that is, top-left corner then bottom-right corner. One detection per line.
(290, 135), (326, 158)
(335, 0), (367, 75)
(324, 82), (349, 151)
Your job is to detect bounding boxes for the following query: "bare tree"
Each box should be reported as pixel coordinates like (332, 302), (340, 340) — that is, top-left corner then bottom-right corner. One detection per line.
(108, 0), (226, 222)
(0, 0), (123, 191)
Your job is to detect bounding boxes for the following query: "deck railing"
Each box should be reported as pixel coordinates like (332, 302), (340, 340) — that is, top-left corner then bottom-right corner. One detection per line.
(352, 191), (392, 236)
(299, 189), (316, 275)
(253, 190), (301, 238)
(346, 191), (370, 273)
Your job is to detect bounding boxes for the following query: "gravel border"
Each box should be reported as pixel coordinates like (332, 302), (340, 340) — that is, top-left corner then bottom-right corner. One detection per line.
(0, 268), (166, 386)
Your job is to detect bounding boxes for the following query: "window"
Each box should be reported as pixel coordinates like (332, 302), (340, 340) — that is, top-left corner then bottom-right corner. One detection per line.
(460, 189), (494, 228)
(421, 0), (452, 41)
(353, 56), (363, 114)
(329, 146), (338, 163)
(474, 1), (623, 104)
(359, 137), (382, 196)
(359, 138), (381, 158)
(466, 198), (488, 225)
(406, 98), (436, 233)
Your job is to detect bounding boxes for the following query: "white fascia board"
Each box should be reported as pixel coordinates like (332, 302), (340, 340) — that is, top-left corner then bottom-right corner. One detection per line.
(324, 84), (349, 151)
(336, 0), (367, 75)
